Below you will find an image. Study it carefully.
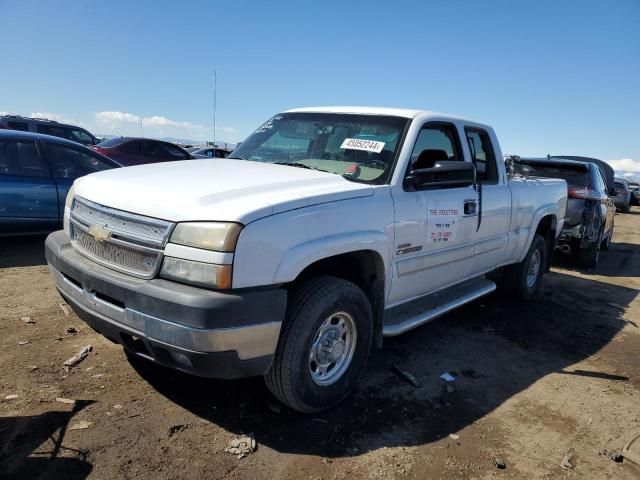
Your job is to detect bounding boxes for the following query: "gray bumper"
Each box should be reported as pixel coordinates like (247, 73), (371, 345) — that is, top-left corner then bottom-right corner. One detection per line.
(45, 231), (287, 379)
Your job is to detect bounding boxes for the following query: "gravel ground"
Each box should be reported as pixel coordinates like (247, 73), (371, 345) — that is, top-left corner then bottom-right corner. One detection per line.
(1, 209), (640, 479)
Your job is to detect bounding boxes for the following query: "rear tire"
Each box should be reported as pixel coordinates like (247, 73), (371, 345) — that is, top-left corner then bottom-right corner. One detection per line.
(503, 234), (547, 301)
(265, 276), (373, 413)
(622, 203), (631, 213)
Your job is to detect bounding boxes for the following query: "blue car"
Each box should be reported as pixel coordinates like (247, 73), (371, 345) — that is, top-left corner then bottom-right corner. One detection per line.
(0, 130), (120, 235)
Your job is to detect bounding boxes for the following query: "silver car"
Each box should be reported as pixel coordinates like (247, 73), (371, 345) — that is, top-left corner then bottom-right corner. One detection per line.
(613, 178), (632, 213)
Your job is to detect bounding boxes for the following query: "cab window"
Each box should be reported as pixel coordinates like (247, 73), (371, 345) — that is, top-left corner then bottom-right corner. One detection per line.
(464, 128), (498, 183)
(409, 123), (462, 170)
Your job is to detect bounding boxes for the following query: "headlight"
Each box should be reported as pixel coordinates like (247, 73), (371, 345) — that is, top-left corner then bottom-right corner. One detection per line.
(170, 222), (242, 252)
(160, 257), (232, 289)
(63, 184), (75, 237)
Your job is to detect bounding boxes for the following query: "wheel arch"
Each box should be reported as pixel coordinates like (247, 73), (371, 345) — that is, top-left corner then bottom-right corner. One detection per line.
(280, 246), (387, 348)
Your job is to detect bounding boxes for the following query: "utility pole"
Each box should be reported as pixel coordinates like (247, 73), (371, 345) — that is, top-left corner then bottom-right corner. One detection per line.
(213, 70), (217, 147)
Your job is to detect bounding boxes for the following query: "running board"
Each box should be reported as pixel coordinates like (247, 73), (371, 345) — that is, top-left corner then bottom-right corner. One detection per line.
(382, 277), (496, 337)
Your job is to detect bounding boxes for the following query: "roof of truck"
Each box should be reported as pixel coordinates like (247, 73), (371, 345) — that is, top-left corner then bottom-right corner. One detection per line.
(284, 106), (481, 123)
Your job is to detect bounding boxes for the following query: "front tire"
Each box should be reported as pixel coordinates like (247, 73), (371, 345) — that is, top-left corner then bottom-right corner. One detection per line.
(265, 276), (373, 413)
(503, 234), (547, 301)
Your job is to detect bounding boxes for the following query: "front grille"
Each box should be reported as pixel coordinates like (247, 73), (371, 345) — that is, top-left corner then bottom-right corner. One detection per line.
(69, 196), (173, 278)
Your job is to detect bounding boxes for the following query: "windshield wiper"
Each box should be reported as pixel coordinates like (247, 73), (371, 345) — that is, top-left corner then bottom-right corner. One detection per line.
(274, 161), (330, 173)
(227, 156), (247, 161)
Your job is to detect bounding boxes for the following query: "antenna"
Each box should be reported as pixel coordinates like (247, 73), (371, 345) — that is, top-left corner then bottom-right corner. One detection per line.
(140, 118), (144, 138)
(213, 70), (217, 147)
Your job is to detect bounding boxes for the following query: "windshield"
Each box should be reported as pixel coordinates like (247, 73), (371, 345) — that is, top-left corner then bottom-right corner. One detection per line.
(229, 112), (409, 184)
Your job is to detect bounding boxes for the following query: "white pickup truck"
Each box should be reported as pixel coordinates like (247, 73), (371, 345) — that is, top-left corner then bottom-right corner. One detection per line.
(45, 107), (567, 412)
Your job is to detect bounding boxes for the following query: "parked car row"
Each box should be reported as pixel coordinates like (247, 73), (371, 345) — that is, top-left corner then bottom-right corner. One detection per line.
(1, 114), (232, 165)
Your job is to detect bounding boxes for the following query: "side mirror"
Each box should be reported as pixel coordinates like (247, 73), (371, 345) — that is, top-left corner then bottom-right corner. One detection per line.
(405, 161), (476, 190)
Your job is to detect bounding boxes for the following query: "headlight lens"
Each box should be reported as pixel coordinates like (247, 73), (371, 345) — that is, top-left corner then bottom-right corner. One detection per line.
(160, 257), (232, 289)
(170, 222), (242, 252)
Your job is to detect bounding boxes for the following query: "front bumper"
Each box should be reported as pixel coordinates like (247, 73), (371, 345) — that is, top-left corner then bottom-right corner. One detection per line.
(45, 231), (287, 379)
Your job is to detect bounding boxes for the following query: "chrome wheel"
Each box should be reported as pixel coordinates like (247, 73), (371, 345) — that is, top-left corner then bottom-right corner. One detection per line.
(309, 311), (357, 386)
(526, 249), (541, 288)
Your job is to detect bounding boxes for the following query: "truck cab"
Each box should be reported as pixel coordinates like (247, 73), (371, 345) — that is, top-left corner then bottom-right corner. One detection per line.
(45, 107), (567, 412)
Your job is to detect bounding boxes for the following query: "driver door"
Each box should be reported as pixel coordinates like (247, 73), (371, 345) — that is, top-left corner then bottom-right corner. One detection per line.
(388, 122), (478, 306)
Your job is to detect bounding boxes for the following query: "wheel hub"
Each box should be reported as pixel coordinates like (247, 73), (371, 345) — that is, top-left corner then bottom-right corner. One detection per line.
(309, 312), (357, 386)
(526, 249), (541, 288)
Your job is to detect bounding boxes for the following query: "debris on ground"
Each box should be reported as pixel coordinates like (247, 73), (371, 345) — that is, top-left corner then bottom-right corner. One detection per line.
(29, 365), (38, 371)
(225, 434), (256, 459)
(268, 402), (282, 413)
(18, 340), (29, 345)
(393, 365), (420, 387)
(561, 452), (574, 469)
(56, 397), (76, 405)
(69, 420), (92, 431)
(446, 384), (456, 393)
(168, 424), (189, 437)
(59, 303), (71, 317)
(599, 448), (624, 463)
(21, 316), (35, 324)
(493, 457), (506, 469)
(113, 404), (123, 409)
(312, 417), (329, 424)
(440, 372), (456, 382)
(449, 434), (460, 440)
(66, 327), (77, 334)
(63, 345), (92, 371)
(4, 394), (19, 400)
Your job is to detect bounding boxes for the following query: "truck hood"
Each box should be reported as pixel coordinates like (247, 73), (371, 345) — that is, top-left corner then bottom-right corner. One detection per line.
(74, 159), (373, 224)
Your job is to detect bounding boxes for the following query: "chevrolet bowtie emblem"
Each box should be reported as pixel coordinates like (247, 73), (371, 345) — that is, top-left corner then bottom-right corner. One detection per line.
(88, 224), (111, 242)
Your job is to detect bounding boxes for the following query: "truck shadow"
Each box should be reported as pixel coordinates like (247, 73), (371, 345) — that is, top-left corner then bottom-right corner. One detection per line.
(0, 400), (94, 480)
(129, 271), (637, 458)
(0, 235), (48, 268)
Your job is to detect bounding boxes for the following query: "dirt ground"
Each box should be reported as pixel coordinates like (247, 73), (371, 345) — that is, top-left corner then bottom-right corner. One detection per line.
(2, 211), (640, 480)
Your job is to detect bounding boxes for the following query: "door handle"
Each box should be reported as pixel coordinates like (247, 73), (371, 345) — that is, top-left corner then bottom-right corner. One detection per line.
(464, 200), (477, 215)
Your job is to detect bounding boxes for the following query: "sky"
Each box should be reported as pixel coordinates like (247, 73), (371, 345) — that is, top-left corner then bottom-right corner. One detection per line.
(1, 0), (639, 174)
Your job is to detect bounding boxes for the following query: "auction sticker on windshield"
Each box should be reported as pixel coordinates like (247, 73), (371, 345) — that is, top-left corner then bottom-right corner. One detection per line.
(340, 138), (386, 154)
(427, 202), (460, 247)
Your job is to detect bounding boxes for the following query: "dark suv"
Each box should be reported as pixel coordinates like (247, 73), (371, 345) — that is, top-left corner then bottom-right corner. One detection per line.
(0, 115), (99, 146)
(517, 157), (615, 269)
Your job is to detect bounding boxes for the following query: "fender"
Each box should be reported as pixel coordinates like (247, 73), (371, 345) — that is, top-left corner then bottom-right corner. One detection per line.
(273, 231), (392, 296)
(517, 204), (559, 263)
